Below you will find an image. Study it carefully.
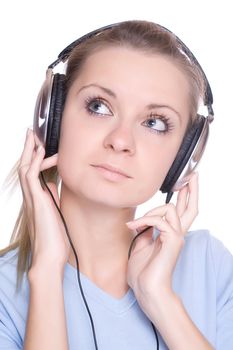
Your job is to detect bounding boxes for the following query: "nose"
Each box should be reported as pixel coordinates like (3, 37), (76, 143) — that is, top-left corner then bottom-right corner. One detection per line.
(103, 121), (136, 155)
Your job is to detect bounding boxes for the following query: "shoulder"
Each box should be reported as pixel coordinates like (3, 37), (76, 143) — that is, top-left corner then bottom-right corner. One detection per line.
(183, 229), (233, 293)
(0, 247), (21, 292)
(0, 248), (29, 348)
(174, 229), (233, 309)
(178, 230), (233, 348)
(184, 229), (233, 267)
(0, 247), (19, 270)
(0, 246), (29, 312)
(0, 247), (19, 267)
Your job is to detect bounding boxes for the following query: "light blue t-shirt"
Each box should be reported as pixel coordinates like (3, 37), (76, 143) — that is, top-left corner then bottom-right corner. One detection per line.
(0, 229), (233, 349)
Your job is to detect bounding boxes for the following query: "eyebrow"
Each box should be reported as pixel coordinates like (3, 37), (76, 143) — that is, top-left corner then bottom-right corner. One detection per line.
(78, 83), (182, 121)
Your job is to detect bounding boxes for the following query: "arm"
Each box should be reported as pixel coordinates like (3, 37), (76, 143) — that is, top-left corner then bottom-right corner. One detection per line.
(24, 267), (69, 350)
(139, 289), (214, 350)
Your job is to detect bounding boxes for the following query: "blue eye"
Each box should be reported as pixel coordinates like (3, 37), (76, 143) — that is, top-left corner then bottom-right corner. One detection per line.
(143, 114), (169, 133)
(147, 119), (167, 131)
(85, 97), (112, 116)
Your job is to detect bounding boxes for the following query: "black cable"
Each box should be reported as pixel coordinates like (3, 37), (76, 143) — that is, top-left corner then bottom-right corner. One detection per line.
(151, 322), (160, 349)
(40, 171), (159, 349)
(128, 226), (152, 260)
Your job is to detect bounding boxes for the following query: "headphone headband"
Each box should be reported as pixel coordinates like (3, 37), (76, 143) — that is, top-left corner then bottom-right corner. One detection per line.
(48, 21), (214, 114)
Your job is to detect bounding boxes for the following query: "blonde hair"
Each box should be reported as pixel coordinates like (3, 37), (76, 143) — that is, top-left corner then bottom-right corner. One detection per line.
(0, 20), (206, 291)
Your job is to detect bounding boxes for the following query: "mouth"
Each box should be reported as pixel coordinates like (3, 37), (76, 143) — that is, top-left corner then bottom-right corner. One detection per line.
(91, 164), (132, 180)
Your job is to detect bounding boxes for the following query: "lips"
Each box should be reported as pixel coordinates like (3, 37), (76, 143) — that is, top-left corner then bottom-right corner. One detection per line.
(91, 164), (131, 178)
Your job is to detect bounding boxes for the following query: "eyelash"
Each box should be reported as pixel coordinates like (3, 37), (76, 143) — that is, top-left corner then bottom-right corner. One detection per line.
(84, 95), (174, 135)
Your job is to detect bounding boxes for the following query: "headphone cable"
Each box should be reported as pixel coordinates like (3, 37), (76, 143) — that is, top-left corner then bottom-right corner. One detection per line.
(39, 171), (159, 350)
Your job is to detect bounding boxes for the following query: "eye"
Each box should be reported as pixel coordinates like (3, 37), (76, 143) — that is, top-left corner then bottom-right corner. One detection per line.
(84, 96), (112, 116)
(142, 113), (173, 134)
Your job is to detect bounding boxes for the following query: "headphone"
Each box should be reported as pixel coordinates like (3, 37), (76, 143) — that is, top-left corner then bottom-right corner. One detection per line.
(33, 21), (214, 203)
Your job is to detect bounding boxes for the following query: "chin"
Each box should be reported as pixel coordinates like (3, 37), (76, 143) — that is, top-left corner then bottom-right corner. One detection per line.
(79, 183), (155, 208)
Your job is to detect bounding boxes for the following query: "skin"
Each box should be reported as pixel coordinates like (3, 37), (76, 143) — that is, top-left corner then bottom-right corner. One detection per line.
(57, 47), (191, 294)
(19, 46), (213, 349)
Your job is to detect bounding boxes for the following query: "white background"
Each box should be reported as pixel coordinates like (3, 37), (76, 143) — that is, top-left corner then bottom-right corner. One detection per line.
(0, 0), (232, 252)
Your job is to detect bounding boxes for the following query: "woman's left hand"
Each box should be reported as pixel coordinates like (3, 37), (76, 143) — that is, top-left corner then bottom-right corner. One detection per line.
(126, 172), (199, 306)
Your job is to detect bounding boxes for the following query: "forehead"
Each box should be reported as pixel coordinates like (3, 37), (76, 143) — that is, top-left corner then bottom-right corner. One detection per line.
(71, 47), (190, 121)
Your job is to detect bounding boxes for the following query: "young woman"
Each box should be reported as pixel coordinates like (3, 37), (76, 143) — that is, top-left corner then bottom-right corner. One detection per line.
(0, 20), (232, 350)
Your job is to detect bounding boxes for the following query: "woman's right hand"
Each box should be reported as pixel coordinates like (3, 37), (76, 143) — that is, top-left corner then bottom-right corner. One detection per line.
(18, 128), (71, 275)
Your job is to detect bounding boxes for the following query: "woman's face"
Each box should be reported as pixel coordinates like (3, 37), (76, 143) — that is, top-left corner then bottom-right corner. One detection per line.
(57, 47), (190, 207)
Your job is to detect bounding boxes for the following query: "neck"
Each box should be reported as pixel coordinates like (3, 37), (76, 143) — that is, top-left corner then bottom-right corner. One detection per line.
(60, 183), (136, 285)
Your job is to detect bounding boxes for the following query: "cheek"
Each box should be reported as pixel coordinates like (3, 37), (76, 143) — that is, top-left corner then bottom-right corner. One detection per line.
(57, 118), (85, 180)
(137, 140), (181, 195)
(57, 114), (106, 190)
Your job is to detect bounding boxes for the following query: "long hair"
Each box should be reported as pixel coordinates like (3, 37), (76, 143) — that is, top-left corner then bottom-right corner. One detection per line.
(0, 20), (206, 291)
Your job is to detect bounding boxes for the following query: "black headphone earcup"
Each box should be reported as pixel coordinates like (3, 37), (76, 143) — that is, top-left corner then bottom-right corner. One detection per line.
(45, 73), (66, 157)
(160, 116), (205, 194)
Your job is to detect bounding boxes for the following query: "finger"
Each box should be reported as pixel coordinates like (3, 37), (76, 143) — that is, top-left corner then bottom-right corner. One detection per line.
(127, 203), (181, 233)
(34, 131), (43, 149)
(18, 129), (36, 202)
(176, 184), (189, 217)
(25, 145), (46, 194)
(40, 153), (58, 171)
(19, 129), (35, 173)
(126, 215), (177, 236)
(180, 172), (199, 232)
